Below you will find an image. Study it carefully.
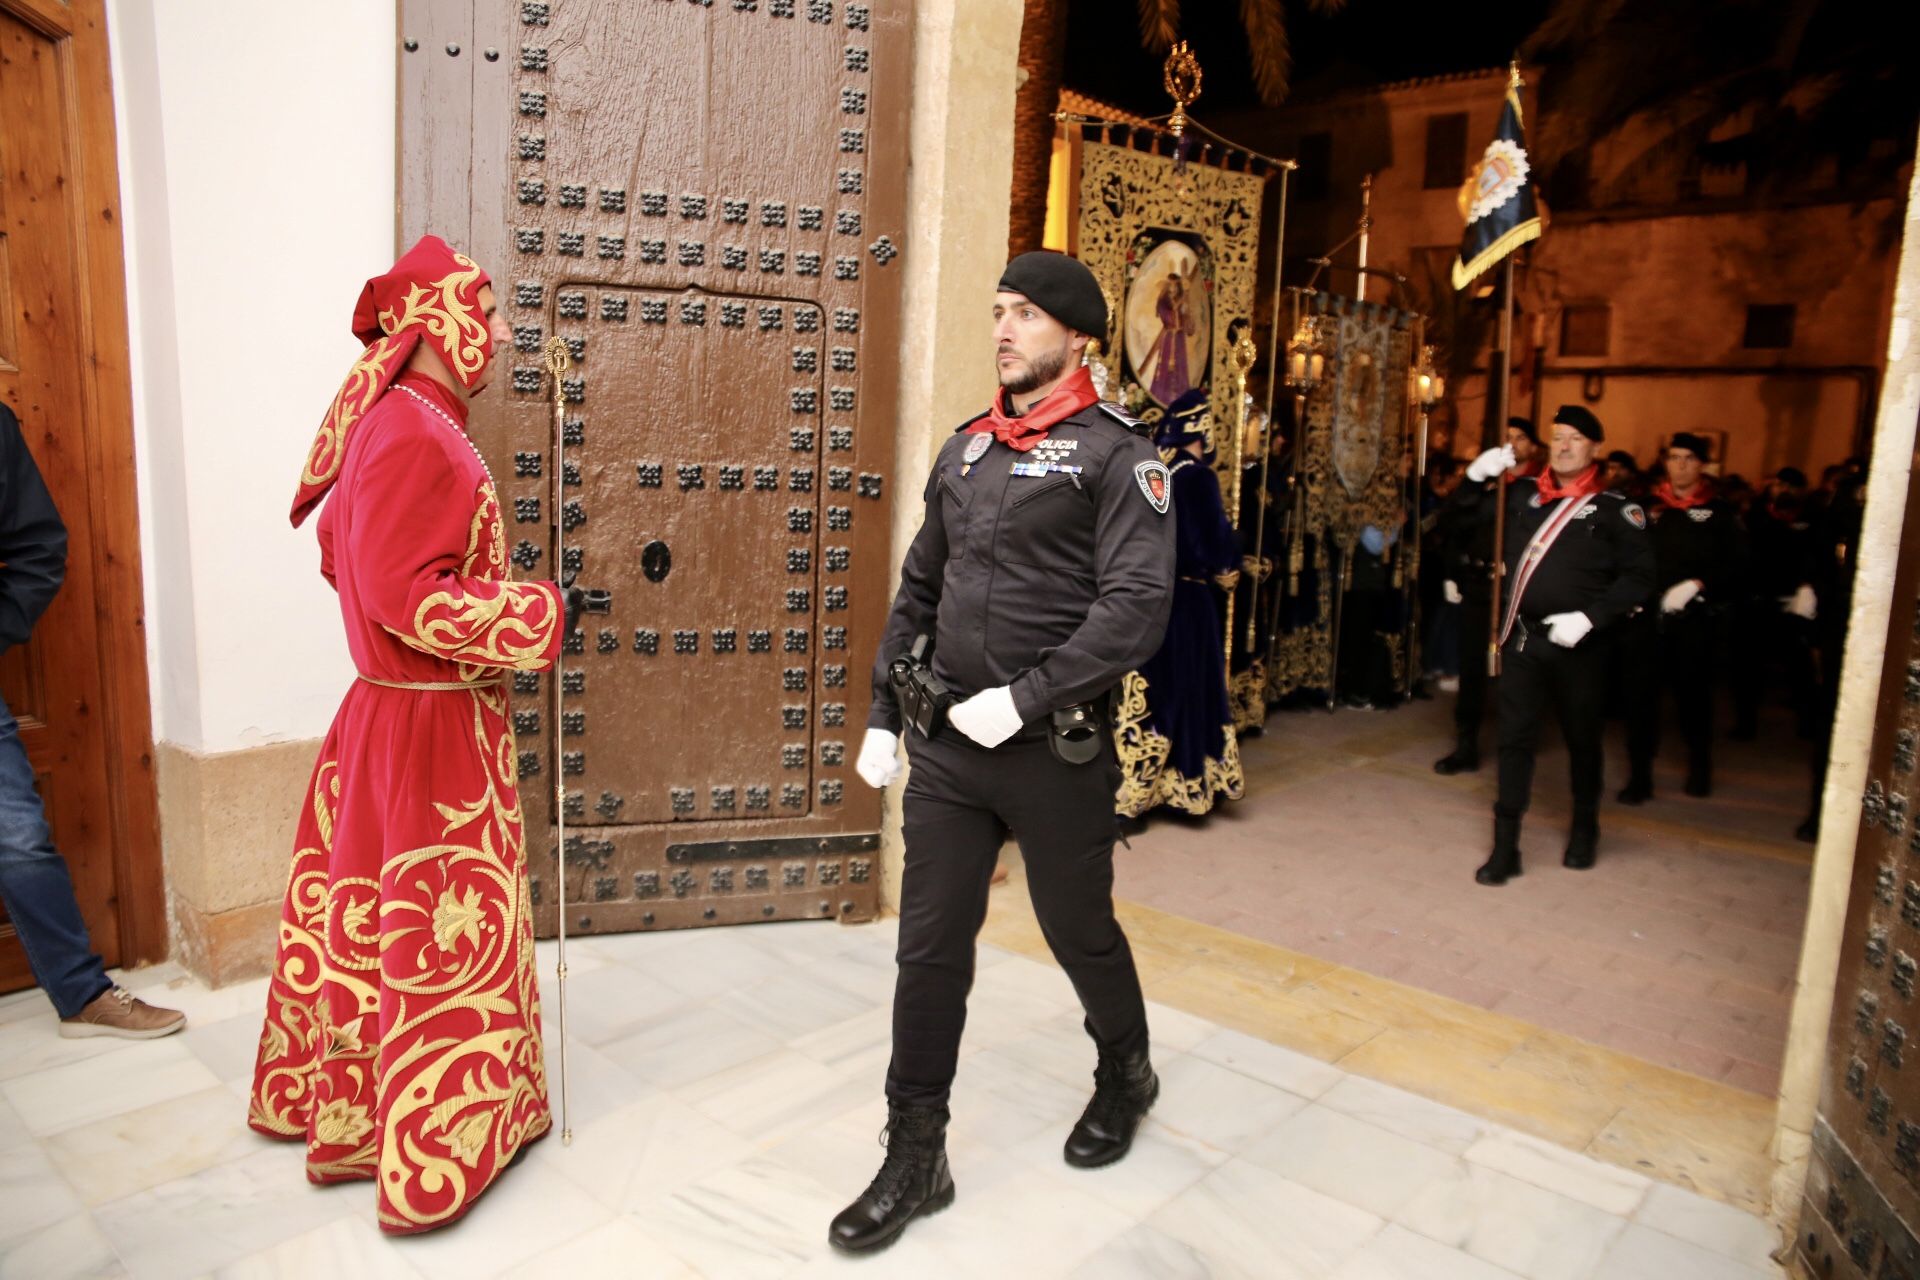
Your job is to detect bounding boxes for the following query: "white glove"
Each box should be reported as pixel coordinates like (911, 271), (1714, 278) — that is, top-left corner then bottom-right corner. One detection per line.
(1660, 579), (1702, 614)
(1443, 579), (1462, 605)
(855, 728), (902, 789)
(947, 685), (1023, 749)
(1466, 444), (1516, 483)
(1784, 584), (1818, 620)
(1543, 612), (1593, 648)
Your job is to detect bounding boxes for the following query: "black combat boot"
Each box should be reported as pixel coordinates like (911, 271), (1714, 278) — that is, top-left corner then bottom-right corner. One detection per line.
(827, 1103), (955, 1254)
(1433, 745), (1481, 775)
(1064, 1049), (1159, 1168)
(1476, 812), (1523, 886)
(1616, 772), (1653, 805)
(1564, 824), (1598, 870)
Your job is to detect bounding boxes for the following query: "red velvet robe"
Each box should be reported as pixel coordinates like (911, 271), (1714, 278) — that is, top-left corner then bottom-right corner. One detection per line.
(249, 372), (562, 1234)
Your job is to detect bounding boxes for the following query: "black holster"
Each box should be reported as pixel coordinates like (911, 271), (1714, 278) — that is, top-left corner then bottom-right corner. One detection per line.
(889, 635), (956, 740)
(1048, 697), (1107, 766)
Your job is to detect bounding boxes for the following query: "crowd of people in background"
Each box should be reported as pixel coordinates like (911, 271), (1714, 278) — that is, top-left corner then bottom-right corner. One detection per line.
(1418, 419), (1865, 842)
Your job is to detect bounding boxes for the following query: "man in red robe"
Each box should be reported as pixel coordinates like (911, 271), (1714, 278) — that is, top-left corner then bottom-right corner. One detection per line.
(249, 236), (564, 1234)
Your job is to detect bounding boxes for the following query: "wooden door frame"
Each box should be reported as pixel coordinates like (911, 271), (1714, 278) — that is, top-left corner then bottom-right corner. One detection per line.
(4, 0), (166, 965)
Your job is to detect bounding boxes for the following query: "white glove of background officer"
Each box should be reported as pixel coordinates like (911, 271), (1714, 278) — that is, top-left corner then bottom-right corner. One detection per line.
(1443, 579), (1462, 605)
(1784, 584), (1818, 620)
(948, 686), (1023, 749)
(856, 728), (902, 789)
(1660, 579), (1702, 614)
(1542, 612), (1593, 648)
(1465, 444), (1516, 483)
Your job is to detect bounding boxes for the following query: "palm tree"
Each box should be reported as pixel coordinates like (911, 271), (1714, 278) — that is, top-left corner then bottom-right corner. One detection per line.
(1007, 0), (1341, 255)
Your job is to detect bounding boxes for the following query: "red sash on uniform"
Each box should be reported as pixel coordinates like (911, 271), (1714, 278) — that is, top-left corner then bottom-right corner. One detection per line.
(1498, 466), (1603, 646)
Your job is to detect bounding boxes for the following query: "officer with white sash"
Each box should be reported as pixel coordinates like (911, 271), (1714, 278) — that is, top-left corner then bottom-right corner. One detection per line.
(1464, 405), (1655, 884)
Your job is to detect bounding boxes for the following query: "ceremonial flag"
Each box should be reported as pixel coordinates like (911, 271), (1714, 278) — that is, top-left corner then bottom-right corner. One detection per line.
(1451, 65), (1544, 290)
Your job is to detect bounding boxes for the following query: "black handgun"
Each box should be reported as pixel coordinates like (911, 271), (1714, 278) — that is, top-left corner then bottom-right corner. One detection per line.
(888, 634), (955, 740)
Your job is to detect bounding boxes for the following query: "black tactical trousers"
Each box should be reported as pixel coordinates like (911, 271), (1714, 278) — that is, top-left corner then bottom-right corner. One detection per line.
(1454, 588), (1494, 751)
(1496, 622), (1609, 830)
(1622, 608), (1715, 786)
(886, 728), (1148, 1108)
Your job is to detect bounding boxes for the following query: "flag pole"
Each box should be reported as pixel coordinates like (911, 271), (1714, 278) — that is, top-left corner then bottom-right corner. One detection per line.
(541, 336), (574, 1147)
(1488, 253), (1514, 679)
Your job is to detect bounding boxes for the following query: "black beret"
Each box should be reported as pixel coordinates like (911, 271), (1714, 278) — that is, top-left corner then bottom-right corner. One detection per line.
(1668, 431), (1711, 462)
(1606, 449), (1638, 469)
(1552, 404), (1604, 443)
(1505, 416), (1539, 445)
(997, 251), (1108, 339)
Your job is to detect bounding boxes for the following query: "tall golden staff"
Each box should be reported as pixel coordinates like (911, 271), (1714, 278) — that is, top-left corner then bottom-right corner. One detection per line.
(1224, 330), (1257, 667)
(541, 336), (574, 1147)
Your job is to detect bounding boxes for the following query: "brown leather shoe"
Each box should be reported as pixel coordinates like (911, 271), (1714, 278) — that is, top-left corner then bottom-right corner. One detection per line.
(58, 986), (186, 1040)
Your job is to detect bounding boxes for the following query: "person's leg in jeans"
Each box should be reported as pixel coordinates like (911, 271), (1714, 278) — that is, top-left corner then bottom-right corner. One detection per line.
(0, 693), (111, 1018)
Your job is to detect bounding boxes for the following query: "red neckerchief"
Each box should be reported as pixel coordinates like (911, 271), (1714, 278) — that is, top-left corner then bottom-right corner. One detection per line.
(1534, 463), (1603, 503)
(393, 370), (470, 427)
(970, 366), (1100, 453)
(1502, 458), (1543, 485)
(1652, 478), (1713, 511)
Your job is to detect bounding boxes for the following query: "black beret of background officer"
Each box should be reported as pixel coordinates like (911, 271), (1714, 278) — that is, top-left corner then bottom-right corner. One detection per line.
(829, 252), (1175, 1254)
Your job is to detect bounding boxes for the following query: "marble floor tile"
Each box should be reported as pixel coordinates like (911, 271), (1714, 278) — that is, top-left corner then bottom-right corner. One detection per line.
(91, 1147), (362, 1280)
(1633, 1181), (1785, 1272)
(44, 1085), (261, 1206)
(542, 960), (698, 1050)
(379, 1156), (615, 1280)
(1190, 1026), (1347, 1100)
(637, 929), (791, 1003)
(1316, 1073), (1489, 1156)
(1149, 1053), (1311, 1152)
(507, 1218), (699, 1279)
(3, 1040), (220, 1139)
(717, 967), (878, 1043)
(598, 1002), (782, 1089)
(1394, 1162), (1628, 1280)
(0, 1096), (30, 1154)
(211, 1215), (428, 1279)
(787, 1004), (893, 1076)
(1067, 1223), (1216, 1280)
(1326, 1222), (1525, 1280)
(0, 1211), (124, 1280)
(991, 1009), (1109, 1091)
(1149, 1157), (1386, 1279)
(541, 1040), (657, 1134)
(1591, 1222), (1783, 1280)
(533, 1092), (754, 1216)
(180, 1011), (265, 1085)
(0, 1144), (85, 1248)
(124, 974), (266, 1030)
(627, 1153), (846, 1280)
(1242, 1103), (1465, 1220)
(0, 987), (47, 1028)
(906, 1159), (1139, 1278)
(1011, 1121), (1226, 1221)
(947, 1048), (1096, 1152)
(970, 952), (1084, 1012)
(1143, 999), (1218, 1053)
(679, 1048), (873, 1148)
(0, 1014), (140, 1084)
(1464, 1128), (1652, 1216)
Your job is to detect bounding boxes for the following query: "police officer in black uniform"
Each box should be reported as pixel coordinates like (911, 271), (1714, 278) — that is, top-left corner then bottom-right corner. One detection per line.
(828, 253), (1175, 1254)
(1433, 417), (1541, 774)
(1619, 432), (1748, 802)
(1470, 406), (1655, 885)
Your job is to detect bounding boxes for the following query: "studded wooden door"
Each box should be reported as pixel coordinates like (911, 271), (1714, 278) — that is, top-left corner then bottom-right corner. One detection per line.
(1795, 460), (1920, 1279)
(397, 0), (906, 933)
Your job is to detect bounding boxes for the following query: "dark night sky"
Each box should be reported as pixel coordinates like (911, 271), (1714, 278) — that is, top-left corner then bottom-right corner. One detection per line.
(1063, 0), (1552, 114)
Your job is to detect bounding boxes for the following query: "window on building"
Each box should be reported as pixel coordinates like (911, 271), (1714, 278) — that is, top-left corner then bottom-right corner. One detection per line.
(1560, 304), (1611, 357)
(1743, 304), (1795, 349)
(1296, 132), (1332, 202)
(1423, 113), (1470, 190)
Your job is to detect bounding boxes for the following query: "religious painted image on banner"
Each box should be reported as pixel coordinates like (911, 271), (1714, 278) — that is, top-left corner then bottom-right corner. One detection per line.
(1124, 234), (1213, 409)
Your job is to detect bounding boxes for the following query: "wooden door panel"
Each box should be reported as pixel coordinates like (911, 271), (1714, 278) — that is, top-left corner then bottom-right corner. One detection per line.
(402, 0), (909, 932)
(0, 4), (123, 990)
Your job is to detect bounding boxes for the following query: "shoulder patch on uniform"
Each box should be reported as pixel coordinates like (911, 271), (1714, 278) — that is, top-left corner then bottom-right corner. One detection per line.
(961, 433), (993, 465)
(1623, 503), (1647, 529)
(1687, 507), (1713, 522)
(1135, 460), (1172, 514)
(1097, 401), (1151, 436)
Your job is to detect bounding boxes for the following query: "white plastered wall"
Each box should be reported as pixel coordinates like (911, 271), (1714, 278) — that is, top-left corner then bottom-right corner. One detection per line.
(107, 0), (396, 755)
